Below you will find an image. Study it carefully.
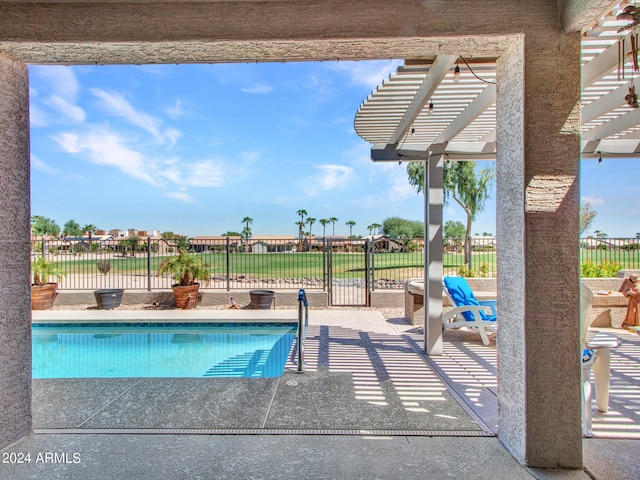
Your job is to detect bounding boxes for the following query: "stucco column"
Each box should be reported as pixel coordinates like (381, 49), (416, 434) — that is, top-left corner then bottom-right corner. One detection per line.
(424, 151), (444, 355)
(496, 33), (582, 468)
(0, 56), (32, 449)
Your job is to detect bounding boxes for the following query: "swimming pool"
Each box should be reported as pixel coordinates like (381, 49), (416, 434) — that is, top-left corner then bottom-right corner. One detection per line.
(32, 323), (296, 379)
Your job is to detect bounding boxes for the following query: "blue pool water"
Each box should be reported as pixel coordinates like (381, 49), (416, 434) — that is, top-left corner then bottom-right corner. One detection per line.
(32, 323), (296, 379)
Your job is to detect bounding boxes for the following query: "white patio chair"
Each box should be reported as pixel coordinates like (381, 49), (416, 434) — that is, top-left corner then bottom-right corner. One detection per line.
(442, 276), (497, 346)
(580, 281), (620, 437)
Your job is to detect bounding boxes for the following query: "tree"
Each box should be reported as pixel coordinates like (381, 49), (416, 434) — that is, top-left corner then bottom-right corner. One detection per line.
(121, 235), (140, 257)
(241, 217), (253, 236)
(161, 231), (175, 240)
(444, 220), (466, 239)
(221, 231), (242, 237)
(367, 224), (374, 235)
(329, 217), (338, 236)
(296, 209), (307, 245)
(319, 218), (330, 237)
(371, 223), (382, 235)
(407, 160), (495, 264)
(444, 220), (466, 252)
(174, 235), (192, 250)
(580, 202), (597, 236)
(83, 224), (97, 251)
(382, 216), (423, 239)
(63, 219), (83, 238)
(345, 220), (356, 238)
(307, 217), (316, 237)
(241, 216), (253, 247)
(31, 215), (60, 237)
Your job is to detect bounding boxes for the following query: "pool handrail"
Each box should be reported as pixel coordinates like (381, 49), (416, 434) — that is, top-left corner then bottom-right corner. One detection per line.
(296, 288), (309, 373)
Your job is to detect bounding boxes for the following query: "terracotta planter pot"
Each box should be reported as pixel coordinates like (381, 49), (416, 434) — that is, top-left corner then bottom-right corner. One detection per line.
(172, 283), (200, 309)
(32, 283), (58, 310)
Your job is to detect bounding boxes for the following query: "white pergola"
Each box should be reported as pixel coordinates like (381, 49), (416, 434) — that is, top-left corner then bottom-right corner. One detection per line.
(353, 1), (640, 354)
(355, 1), (640, 160)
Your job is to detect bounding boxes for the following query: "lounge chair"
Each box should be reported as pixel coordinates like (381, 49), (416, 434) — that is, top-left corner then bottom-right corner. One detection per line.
(442, 276), (497, 346)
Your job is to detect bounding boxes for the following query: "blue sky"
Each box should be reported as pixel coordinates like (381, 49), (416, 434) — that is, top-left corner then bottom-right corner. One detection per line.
(29, 61), (639, 239)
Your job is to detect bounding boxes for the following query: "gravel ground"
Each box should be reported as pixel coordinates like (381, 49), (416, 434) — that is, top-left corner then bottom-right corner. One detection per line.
(49, 302), (406, 321)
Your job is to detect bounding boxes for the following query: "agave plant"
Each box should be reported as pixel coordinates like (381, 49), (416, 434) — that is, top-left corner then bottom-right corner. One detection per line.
(157, 249), (211, 286)
(31, 256), (66, 286)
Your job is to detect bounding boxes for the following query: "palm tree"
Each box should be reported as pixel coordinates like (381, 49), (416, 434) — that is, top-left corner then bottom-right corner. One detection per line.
(307, 217), (316, 237)
(296, 210), (307, 246)
(367, 224), (374, 236)
(241, 217), (253, 248)
(371, 223), (382, 235)
(319, 219), (330, 238)
(329, 217), (338, 236)
(83, 224), (97, 252)
(295, 220), (306, 250)
(345, 220), (356, 238)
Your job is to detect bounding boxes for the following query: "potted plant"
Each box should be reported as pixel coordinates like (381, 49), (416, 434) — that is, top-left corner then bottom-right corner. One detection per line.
(31, 256), (66, 310)
(94, 259), (124, 309)
(158, 249), (211, 309)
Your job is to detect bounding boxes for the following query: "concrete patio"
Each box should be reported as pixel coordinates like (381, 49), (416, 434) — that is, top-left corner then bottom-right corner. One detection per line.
(1, 309), (638, 479)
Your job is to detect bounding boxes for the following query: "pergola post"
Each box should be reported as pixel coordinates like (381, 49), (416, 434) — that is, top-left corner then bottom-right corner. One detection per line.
(424, 150), (444, 355)
(0, 56), (32, 448)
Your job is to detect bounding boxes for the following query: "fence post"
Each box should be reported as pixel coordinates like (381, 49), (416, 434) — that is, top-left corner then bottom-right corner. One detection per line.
(322, 238), (327, 292)
(226, 236), (230, 291)
(364, 239), (371, 306)
(147, 236), (151, 291)
(41, 237), (45, 257)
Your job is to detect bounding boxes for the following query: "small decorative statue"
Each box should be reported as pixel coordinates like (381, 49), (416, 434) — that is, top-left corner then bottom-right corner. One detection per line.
(626, 84), (639, 108)
(620, 274), (640, 329)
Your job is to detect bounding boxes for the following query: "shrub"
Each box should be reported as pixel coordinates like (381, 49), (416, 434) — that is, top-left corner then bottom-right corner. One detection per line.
(457, 262), (490, 278)
(580, 260), (621, 277)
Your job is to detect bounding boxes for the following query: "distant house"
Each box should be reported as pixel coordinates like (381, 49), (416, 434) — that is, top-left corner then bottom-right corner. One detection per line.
(249, 236), (296, 253)
(191, 236), (242, 253)
(363, 235), (404, 252)
(60, 234), (114, 251)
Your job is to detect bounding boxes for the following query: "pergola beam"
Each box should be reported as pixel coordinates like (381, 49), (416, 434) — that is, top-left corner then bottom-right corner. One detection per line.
(388, 55), (458, 145)
(434, 83), (496, 144)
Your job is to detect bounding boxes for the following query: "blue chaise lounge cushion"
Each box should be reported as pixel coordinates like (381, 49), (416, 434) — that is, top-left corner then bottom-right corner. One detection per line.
(443, 276), (497, 322)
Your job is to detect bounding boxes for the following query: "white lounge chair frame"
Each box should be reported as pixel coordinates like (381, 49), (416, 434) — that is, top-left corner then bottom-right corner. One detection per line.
(442, 279), (497, 346)
(580, 281), (620, 437)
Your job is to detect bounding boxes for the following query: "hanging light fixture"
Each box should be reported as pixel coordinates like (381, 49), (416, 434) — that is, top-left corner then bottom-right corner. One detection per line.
(428, 101), (434, 116)
(597, 151), (603, 165)
(453, 62), (461, 83)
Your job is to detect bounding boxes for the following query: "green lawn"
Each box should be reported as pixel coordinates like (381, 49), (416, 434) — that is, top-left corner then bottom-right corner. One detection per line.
(43, 247), (639, 283)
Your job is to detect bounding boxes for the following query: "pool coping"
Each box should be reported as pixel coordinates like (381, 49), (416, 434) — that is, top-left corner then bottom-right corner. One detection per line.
(32, 309), (300, 324)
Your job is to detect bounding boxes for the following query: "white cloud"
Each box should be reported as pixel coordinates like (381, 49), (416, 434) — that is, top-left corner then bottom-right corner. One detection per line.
(330, 60), (402, 89)
(582, 196), (605, 206)
(164, 127), (183, 146)
(53, 128), (157, 185)
(30, 154), (58, 175)
(30, 66), (85, 126)
(33, 66), (81, 100)
(90, 88), (168, 142)
(164, 191), (195, 203)
(304, 165), (354, 196)
(53, 123), (228, 199)
(184, 160), (224, 187)
(165, 99), (185, 118)
(45, 96), (86, 124)
(241, 84), (274, 94)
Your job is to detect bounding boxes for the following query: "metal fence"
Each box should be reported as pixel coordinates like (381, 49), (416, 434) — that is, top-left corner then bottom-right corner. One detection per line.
(30, 236), (640, 292)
